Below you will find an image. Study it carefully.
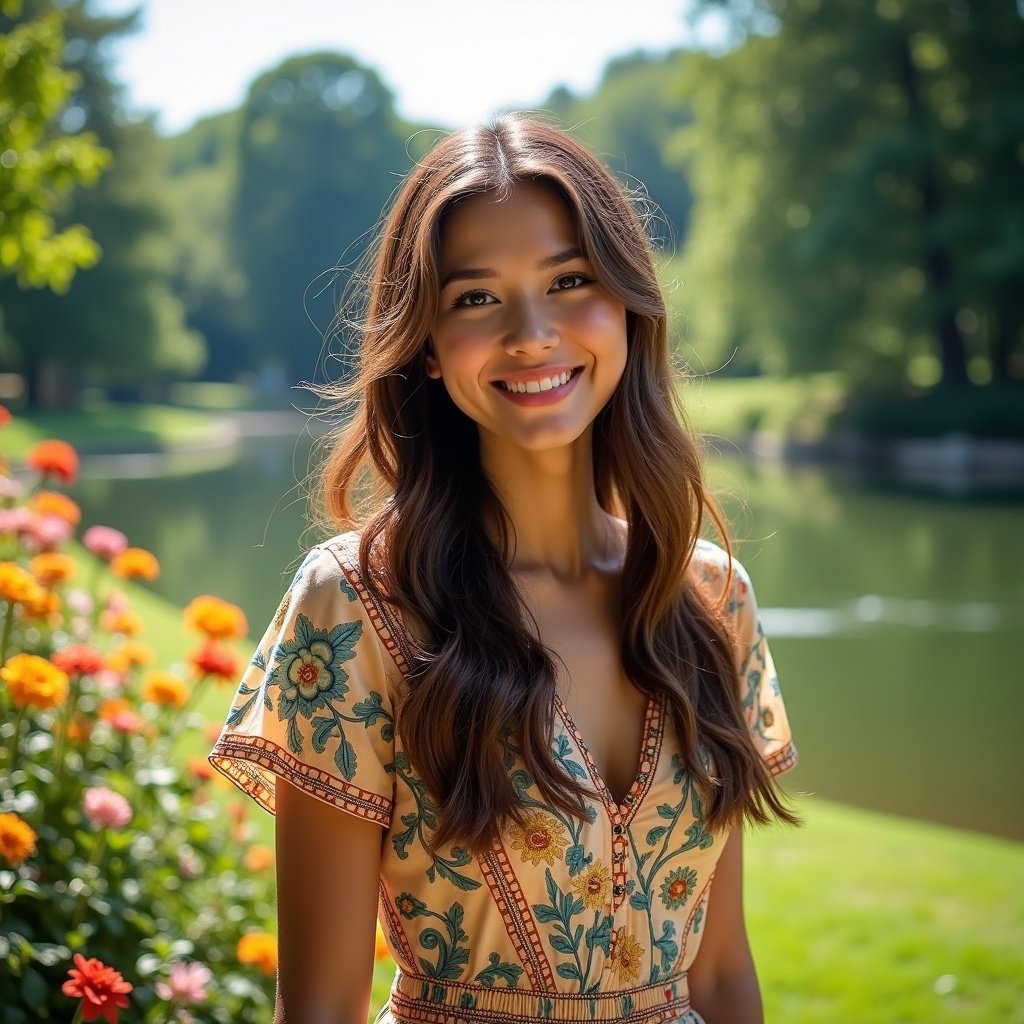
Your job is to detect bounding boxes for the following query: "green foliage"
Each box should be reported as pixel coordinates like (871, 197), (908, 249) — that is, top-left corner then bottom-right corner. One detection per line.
(232, 52), (418, 383)
(674, 0), (1024, 389)
(540, 51), (695, 250)
(0, 431), (277, 1022)
(0, 8), (109, 291)
(0, 0), (205, 405)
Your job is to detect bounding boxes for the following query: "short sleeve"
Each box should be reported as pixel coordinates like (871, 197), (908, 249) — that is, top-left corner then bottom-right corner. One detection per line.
(728, 557), (798, 778)
(208, 539), (396, 827)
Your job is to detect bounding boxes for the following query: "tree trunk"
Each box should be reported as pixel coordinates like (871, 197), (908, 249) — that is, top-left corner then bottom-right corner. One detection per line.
(894, 34), (968, 386)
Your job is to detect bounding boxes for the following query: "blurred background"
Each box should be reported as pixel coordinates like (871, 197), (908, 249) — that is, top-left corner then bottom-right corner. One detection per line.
(1, 0), (1022, 1019)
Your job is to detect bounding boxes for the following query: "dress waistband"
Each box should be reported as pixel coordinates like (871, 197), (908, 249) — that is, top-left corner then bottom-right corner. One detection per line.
(385, 970), (697, 1023)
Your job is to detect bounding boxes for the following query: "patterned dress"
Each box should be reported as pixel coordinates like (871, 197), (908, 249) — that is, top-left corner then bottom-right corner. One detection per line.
(209, 532), (797, 1024)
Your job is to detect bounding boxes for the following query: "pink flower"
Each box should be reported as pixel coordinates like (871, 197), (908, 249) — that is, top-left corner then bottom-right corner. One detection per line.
(155, 961), (212, 1005)
(66, 589), (95, 616)
(83, 525), (128, 561)
(82, 787), (133, 830)
(23, 515), (74, 552)
(0, 507), (33, 536)
(177, 847), (202, 880)
(0, 476), (24, 502)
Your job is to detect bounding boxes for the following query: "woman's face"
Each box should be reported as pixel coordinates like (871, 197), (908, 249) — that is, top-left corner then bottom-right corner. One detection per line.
(427, 179), (628, 455)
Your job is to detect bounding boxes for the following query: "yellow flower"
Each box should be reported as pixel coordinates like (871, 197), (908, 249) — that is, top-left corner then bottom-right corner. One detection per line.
(236, 932), (277, 976)
(110, 547), (160, 581)
(0, 562), (45, 607)
(243, 844), (275, 872)
(141, 671), (189, 709)
(507, 810), (569, 867)
(22, 588), (61, 622)
(183, 595), (248, 640)
(571, 860), (612, 911)
(610, 931), (643, 984)
(106, 640), (155, 673)
(30, 491), (81, 525)
(0, 812), (37, 866)
(101, 608), (144, 637)
(1, 653), (69, 710)
(30, 552), (77, 587)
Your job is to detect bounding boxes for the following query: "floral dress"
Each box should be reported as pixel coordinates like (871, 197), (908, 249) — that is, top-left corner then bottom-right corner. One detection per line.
(209, 532), (797, 1024)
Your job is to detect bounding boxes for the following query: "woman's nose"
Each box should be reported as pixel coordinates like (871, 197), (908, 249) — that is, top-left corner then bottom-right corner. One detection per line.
(503, 300), (557, 355)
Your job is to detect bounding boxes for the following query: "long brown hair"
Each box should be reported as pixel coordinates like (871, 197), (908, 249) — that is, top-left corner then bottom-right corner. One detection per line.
(315, 113), (797, 852)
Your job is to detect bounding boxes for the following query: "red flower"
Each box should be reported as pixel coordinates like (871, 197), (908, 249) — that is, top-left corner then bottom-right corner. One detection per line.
(0, 406), (10, 427)
(26, 439), (79, 485)
(189, 640), (241, 684)
(62, 953), (133, 1023)
(51, 645), (106, 677)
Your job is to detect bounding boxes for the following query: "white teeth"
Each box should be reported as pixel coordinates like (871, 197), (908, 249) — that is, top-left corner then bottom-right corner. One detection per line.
(501, 370), (573, 393)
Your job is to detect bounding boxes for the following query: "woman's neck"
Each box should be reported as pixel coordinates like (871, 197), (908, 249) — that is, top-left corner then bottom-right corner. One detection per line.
(479, 430), (618, 581)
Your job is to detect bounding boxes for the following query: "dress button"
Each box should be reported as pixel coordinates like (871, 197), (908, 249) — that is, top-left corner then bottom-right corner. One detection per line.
(612, 823), (623, 835)
(613, 884), (625, 898)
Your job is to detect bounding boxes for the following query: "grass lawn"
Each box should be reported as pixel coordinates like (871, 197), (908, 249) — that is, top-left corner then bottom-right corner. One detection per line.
(2, 402), (229, 459)
(110, 575), (1024, 1024)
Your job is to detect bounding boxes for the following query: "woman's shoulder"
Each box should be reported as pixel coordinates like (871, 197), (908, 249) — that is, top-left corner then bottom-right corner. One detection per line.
(688, 536), (756, 609)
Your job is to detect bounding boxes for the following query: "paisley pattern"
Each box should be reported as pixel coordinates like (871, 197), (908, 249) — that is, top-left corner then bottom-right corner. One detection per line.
(209, 533), (797, 1023)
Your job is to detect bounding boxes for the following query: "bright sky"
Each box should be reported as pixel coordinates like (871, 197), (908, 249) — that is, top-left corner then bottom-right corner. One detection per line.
(92, 0), (722, 135)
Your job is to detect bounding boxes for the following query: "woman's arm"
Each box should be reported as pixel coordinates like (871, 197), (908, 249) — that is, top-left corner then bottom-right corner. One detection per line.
(273, 777), (384, 1024)
(686, 830), (764, 1024)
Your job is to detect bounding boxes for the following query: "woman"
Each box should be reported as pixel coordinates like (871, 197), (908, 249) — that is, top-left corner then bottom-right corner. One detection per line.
(209, 114), (799, 1024)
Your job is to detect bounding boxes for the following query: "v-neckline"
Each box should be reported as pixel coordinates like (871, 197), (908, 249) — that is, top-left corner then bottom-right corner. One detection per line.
(553, 692), (665, 819)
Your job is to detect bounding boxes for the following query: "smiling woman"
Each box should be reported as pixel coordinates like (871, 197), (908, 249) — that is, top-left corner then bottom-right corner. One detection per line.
(207, 114), (799, 1024)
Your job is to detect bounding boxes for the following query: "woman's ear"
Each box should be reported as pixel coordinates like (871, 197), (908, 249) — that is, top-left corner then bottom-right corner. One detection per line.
(424, 338), (441, 379)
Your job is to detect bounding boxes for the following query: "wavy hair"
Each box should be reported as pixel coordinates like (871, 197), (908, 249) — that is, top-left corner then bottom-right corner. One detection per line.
(315, 113), (797, 852)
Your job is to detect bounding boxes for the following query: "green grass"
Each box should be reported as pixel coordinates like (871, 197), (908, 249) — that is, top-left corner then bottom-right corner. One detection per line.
(105, 576), (1024, 1024)
(680, 372), (845, 443)
(2, 402), (229, 459)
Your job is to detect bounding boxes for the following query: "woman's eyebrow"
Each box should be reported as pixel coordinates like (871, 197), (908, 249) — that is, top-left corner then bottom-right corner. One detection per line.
(439, 248), (583, 289)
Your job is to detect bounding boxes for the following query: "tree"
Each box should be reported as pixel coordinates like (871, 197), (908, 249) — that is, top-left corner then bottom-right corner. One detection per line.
(0, 0), (204, 407)
(0, 1), (108, 292)
(674, 0), (1024, 388)
(231, 52), (416, 385)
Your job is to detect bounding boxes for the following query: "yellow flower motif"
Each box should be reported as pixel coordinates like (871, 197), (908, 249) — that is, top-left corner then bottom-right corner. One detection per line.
(1, 653), (69, 710)
(507, 810), (569, 867)
(236, 931), (277, 976)
(610, 930), (643, 984)
(183, 595), (248, 640)
(0, 812), (37, 866)
(141, 671), (189, 709)
(571, 860), (612, 911)
(0, 562), (45, 607)
(110, 547), (160, 581)
(30, 490), (81, 525)
(30, 552), (77, 587)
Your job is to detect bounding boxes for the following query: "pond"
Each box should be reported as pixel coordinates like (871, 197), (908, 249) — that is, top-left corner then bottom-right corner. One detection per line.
(70, 433), (1024, 843)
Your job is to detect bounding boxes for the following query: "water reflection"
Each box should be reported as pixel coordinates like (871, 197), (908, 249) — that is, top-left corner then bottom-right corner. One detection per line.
(70, 439), (1024, 842)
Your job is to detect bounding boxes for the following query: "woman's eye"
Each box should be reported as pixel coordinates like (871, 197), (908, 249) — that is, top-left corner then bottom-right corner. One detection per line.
(551, 272), (592, 292)
(451, 289), (494, 308)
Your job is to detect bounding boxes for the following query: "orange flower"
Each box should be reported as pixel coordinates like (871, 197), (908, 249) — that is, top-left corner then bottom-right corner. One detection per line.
(30, 552), (77, 587)
(0, 406), (10, 427)
(374, 921), (390, 962)
(110, 547), (160, 581)
(105, 641), (154, 673)
(51, 644), (106, 677)
(98, 698), (140, 734)
(183, 595), (248, 640)
(65, 715), (92, 744)
(187, 755), (216, 782)
(243, 844), (274, 872)
(189, 640), (240, 684)
(61, 953), (133, 1022)
(0, 812), (37, 866)
(204, 721), (223, 744)
(141, 671), (189, 709)
(236, 932), (277, 976)
(1, 653), (69, 710)
(101, 609), (143, 637)
(0, 561), (45, 606)
(26, 439), (79, 485)
(23, 588), (61, 622)
(30, 491), (81, 526)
